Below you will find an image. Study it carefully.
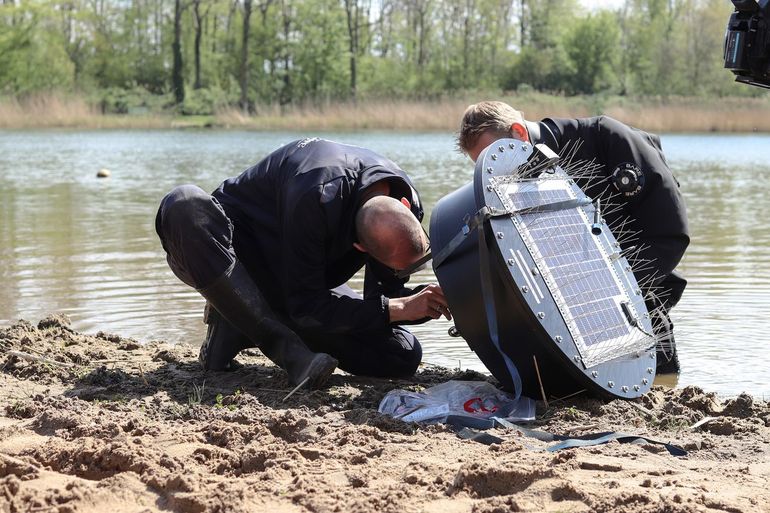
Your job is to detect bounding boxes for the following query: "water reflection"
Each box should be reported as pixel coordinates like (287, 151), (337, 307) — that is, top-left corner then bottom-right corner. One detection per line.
(1, 130), (769, 398)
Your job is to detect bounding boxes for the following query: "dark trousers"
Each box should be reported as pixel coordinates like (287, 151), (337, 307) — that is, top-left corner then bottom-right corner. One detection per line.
(155, 184), (422, 378)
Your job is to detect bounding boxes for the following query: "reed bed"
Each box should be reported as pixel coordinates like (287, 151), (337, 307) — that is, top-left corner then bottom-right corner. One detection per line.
(0, 94), (174, 129)
(604, 97), (770, 133)
(2, 92), (770, 133)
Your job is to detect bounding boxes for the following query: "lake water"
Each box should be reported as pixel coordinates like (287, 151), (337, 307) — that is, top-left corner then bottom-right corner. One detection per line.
(1, 130), (768, 398)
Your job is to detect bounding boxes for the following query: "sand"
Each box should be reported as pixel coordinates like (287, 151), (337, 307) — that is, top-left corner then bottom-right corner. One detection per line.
(1, 314), (769, 513)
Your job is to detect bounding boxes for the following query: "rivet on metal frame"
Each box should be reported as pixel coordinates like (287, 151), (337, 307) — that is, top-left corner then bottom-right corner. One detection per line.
(621, 386), (629, 392)
(487, 167), (494, 173)
(509, 142), (516, 149)
(486, 185), (493, 191)
(633, 385), (640, 391)
(537, 312), (545, 319)
(649, 352), (655, 359)
(642, 378), (649, 385)
(530, 267), (539, 276)
(591, 370), (598, 378)
(608, 381), (615, 388)
(555, 335), (562, 343)
(635, 288), (642, 295)
(496, 232), (504, 239)
(647, 367), (654, 374)
(573, 355), (581, 362)
(498, 145), (505, 152)
(491, 154), (498, 160)
(507, 258), (515, 265)
(521, 285), (529, 293)
(521, 144), (529, 152)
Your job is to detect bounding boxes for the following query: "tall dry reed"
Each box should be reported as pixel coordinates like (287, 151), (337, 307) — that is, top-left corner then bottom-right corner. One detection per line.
(216, 99), (468, 131)
(0, 93), (174, 129)
(604, 97), (770, 133)
(2, 92), (770, 132)
(217, 95), (770, 133)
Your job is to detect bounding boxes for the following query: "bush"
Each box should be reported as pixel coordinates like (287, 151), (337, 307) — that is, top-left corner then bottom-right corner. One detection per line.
(99, 87), (171, 114)
(180, 87), (229, 116)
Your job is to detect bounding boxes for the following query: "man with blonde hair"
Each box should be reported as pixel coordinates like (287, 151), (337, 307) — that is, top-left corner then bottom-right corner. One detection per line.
(457, 101), (689, 373)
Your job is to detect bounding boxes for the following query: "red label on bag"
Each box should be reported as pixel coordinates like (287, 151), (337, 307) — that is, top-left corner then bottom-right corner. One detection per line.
(463, 397), (498, 414)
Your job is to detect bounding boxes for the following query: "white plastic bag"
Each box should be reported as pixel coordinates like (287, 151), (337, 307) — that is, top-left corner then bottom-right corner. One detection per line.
(378, 380), (535, 425)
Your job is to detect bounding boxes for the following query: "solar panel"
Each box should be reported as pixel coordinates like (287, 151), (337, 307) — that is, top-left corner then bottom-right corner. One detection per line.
(495, 178), (654, 368)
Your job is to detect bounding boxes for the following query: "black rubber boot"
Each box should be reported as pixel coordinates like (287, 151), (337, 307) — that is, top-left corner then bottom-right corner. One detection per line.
(197, 260), (338, 389)
(653, 310), (680, 374)
(199, 303), (252, 371)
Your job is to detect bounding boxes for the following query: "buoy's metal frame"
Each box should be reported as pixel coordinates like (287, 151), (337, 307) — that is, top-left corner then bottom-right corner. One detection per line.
(429, 139), (656, 399)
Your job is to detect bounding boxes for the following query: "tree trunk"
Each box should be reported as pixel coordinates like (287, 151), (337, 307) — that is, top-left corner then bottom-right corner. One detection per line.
(155, 0), (162, 53)
(192, 0), (208, 89)
(416, 0), (429, 68)
(344, 0), (358, 100)
(280, 0), (292, 105)
(239, 0), (253, 113)
(225, 0), (237, 53)
(211, 9), (218, 53)
(172, 0), (185, 105)
(462, 0), (472, 85)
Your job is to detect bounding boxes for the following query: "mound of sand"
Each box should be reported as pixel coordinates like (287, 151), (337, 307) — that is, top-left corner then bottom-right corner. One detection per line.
(1, 315), (769, 512)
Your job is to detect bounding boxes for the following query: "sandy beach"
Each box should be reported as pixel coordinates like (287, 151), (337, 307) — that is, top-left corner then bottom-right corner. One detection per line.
(1, 314), (769, 513)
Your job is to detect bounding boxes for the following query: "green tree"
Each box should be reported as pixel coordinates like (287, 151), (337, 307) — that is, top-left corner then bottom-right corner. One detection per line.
(564, 11), (620, 94)
(0, 2), (73, 94)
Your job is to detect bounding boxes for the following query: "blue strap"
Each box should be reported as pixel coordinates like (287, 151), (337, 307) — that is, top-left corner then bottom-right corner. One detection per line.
(477, 217), (523, 400)
(547, 432), (687, 456)
(490, 417), (687, 456)
(458, 419), (687, 456)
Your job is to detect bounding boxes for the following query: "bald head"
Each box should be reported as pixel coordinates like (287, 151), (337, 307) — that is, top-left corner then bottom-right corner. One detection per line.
(355, 196), (427, 271)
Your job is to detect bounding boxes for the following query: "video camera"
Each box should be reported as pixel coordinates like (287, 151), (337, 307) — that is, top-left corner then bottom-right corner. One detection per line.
(724, 0), (770, 89)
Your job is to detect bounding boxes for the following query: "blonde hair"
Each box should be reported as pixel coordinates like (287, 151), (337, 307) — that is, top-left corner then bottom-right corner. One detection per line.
(457, 101), (525, 153)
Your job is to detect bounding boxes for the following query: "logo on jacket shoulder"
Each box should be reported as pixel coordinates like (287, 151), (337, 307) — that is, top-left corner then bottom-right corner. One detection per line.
(297, 137), (321, 148)
(611, 162), (645, 197)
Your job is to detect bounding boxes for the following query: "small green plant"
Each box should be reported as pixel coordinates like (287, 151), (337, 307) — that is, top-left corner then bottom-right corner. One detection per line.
(564, 406), (582, 421)
(214, 393), (224, 408)
(188, 380), (206, 406)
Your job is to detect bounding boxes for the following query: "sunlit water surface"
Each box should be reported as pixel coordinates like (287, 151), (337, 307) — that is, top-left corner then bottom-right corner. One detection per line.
(1, 130), (768, 398)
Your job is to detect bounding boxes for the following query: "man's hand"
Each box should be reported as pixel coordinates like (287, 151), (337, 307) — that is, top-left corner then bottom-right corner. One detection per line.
(388, 283), (451, 322)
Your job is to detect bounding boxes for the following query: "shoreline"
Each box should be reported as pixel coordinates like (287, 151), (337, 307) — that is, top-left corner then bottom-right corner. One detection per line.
(2, 94), (770, 134)
(1, 314), (769, 512)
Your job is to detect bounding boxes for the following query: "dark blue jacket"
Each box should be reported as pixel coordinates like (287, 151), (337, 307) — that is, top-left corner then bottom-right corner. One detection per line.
(212, 138), (424, 335)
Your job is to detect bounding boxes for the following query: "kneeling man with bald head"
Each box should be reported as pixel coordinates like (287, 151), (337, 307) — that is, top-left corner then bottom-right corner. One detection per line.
(155, 138), (449, 389)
